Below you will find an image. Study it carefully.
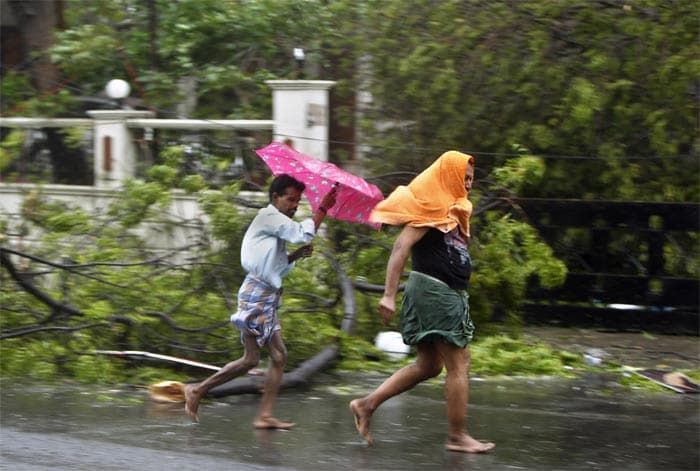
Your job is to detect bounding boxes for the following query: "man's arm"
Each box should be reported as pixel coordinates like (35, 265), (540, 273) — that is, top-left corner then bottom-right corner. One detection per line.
(281, 186), (338, 263)
(288, 244), (313, 263)
(377, 225), (428, 325)
(311, 185), (338, 231)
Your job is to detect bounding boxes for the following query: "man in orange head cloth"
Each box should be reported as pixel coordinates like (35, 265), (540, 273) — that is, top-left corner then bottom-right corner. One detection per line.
(350, 151), (495, 453)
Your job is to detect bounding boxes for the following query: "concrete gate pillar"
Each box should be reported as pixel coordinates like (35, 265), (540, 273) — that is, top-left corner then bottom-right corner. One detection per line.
(86, 110), (155, 188)
(265, 80), (335, 161)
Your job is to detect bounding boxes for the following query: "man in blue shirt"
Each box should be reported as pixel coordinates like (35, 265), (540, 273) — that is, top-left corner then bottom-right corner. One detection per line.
(185, 174), (337, 428)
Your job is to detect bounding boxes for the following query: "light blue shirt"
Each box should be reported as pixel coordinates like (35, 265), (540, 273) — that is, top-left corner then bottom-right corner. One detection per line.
(240, 204), (316, 289)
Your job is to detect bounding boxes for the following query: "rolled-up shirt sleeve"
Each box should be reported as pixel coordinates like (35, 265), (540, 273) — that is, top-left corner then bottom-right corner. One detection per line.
(274, 216), (315, 244)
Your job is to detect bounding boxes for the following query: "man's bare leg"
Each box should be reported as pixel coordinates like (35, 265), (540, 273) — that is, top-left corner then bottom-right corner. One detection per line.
(350, 344), (443, 444)
(253, 331), (295, 429)
(184, 384), (202, 423)
(185, 335), (260, 423)
(438, 344), (495, 453)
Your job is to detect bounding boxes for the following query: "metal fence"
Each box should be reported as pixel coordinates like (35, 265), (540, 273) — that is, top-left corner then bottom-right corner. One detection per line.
(515, 198), (699, 334)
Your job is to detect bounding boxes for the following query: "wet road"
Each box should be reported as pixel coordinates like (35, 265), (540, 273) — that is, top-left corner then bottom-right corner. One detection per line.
(1, 374), (698, 470)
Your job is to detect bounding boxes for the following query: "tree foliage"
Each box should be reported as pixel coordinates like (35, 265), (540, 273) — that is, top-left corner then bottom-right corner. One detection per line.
(42, 0), (335, 118)
(3, 0), (697, 199)
(1, 0), (696, 382)
(330, 0), (698, 200)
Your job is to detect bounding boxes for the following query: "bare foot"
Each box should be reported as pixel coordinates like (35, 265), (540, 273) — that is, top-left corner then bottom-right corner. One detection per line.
(184, 384), (201, 423)
(349, 399), (373, 445)
(253, 416), (296, 430)
(445, 434), (495, 453)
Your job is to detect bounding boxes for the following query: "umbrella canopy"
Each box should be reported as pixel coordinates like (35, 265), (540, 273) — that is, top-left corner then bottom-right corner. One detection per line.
(255, 142), (384, 229)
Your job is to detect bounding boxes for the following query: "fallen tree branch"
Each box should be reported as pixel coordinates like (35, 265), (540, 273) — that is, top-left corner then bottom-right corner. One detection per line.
(1, 247), (85, 321)
(1, 245), (127, 289)
(209, 253), (357, 397)
(0, 322), (110, 340)
(143, 311), (230, 333)
(209, 344), (339, 397)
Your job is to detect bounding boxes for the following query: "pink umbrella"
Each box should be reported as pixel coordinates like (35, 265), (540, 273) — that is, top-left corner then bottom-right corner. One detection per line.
(255, 142), (384, 229)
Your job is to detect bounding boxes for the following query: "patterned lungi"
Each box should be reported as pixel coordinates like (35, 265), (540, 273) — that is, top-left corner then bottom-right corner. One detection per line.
(230, 274), (282, 347)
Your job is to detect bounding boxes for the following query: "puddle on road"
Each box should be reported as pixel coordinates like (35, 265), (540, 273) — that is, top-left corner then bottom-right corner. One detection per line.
(1, 376), (698, 470)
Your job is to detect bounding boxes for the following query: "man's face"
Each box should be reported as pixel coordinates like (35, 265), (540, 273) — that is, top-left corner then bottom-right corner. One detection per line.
(271, 186), (303, 218)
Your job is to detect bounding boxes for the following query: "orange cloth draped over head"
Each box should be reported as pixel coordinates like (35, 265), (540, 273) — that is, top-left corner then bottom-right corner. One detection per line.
(370, 150), (475, 237)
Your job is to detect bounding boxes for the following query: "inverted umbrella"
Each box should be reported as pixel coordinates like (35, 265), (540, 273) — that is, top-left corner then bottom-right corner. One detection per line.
(255, 142), (384, 229)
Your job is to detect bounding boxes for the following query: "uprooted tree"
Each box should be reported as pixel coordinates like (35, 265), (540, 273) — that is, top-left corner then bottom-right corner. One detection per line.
(0, 156), (566, 388)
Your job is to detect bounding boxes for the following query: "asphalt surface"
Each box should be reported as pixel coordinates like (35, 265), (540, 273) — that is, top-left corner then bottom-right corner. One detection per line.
(1, 328), (698, 471)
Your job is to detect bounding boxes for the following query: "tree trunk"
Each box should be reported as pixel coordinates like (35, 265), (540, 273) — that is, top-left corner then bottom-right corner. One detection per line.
(8, 0), (62, 91)
(209, 345), (339, 397)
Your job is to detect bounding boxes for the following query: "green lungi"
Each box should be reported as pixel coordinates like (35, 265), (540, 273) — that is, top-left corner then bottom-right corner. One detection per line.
(400, 271), (475, 348)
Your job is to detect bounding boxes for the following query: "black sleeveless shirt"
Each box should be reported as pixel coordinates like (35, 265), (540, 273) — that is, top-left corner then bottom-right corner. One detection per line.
(411, 227), (472, 290)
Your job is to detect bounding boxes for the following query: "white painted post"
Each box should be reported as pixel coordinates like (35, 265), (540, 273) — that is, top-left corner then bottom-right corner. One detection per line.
(265, 80), (335, 161)
(86, 110), (155, 188)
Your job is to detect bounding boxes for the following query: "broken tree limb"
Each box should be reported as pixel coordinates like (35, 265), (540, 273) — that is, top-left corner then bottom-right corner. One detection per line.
(0, 247), (85, 320)
(208, 254), (358, 397)
(209, 344), (339, 397)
